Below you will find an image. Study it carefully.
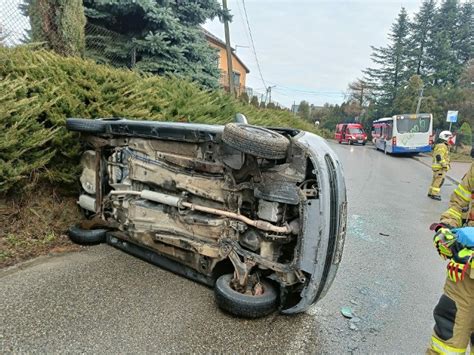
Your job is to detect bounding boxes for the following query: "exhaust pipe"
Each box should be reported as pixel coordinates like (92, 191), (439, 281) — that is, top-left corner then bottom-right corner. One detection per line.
(109, 190), (296, 234)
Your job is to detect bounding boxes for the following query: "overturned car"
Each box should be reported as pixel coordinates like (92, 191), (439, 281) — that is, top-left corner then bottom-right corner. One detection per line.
(66, 116), (346, 318)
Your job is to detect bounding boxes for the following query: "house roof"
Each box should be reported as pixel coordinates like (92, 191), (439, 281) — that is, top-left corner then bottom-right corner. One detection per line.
(202, 28), (250, 74)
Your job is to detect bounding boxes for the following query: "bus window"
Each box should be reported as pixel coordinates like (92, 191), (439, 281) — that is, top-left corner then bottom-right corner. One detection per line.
(397, 116), (430, 134)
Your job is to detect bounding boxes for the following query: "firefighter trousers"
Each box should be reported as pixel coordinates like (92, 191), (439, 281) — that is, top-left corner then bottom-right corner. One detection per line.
(427, 276), (474, 354)
(429, 169), (447, 197)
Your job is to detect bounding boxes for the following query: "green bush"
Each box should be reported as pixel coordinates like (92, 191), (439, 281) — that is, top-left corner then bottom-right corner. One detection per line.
(457, 121), (472, 146)
(0, 46), (325, 194)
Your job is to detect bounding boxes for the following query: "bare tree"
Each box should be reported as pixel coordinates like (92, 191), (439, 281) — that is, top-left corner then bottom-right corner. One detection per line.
(347, 79), (371, 107)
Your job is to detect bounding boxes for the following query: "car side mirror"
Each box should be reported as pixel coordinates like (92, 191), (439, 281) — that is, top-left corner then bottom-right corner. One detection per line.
(234, 113), (248, 124)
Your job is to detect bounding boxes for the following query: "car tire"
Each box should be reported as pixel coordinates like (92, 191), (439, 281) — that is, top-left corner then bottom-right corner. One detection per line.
(214, 274), (278, 318)
(67, 225), (107, 245)
(66, 118), (106, 133)
(362, 142), (366, 146)
(222, 123), (289, 160)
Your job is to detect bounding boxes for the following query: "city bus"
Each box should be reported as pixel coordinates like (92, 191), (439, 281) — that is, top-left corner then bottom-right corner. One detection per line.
(372, 113), (434, 154)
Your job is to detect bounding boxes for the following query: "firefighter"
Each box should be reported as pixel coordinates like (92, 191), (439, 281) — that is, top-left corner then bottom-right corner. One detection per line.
(427, 162), (474, 354)
(428, 131), (454, 201)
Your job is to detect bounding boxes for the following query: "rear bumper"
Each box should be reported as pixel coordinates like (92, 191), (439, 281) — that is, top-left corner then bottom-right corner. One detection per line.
(392, 144), (432, 153)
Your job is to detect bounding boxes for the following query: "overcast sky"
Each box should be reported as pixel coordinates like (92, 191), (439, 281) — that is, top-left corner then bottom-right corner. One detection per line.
(1, 0), (462, 108)
(204, 0), (426, 107)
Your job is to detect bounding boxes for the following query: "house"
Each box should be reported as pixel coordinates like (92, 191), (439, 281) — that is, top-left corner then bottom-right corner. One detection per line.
(202, 28), (250, 95)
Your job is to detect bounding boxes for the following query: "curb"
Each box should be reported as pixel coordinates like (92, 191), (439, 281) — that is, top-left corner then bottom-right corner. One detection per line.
(411, 156), (460, 185)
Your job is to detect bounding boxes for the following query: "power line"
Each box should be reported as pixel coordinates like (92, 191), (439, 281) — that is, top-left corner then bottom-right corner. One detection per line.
(235, 0), (252, 50)
(273, 86), (345, 96)
(241, 0), (267, 89)
(266, 80), (345, 95)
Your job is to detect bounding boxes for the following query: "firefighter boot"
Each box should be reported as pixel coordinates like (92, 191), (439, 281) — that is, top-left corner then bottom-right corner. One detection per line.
(427, 276), (474, 354)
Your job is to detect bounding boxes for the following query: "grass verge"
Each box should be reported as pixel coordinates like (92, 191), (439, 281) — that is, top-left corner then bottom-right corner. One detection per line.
(0, 186), (82, 268)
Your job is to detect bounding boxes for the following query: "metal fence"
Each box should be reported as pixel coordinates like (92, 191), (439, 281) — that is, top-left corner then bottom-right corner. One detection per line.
(1, 0), (132, 67)
(1, 0), (30, 46)
(1, 1), (287, 109)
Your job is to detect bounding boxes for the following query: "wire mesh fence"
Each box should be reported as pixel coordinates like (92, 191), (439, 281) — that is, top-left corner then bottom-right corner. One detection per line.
(1, 0), (284, 108)
(85, 22), (136, 68)
(1, 0), (135, 67)
(1, 0), (30, 46)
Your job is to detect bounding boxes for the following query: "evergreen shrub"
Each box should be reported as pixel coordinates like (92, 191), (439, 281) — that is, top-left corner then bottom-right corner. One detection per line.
(0, 46), (325, 194)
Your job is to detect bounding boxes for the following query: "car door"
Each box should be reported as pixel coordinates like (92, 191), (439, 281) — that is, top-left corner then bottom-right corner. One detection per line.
(341, 125), (347, 142)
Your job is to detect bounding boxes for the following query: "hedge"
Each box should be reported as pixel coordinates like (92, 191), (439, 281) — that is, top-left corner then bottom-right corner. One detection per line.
(0, 46), (324, 194)
(458, 122), (472, 146)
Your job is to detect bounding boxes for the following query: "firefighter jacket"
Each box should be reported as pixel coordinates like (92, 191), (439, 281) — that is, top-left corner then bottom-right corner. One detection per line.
(432, 142), (450, 170)
(441, 163), (474, 228)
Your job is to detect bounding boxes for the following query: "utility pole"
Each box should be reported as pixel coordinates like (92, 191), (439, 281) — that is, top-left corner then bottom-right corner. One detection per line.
(266, 85), (276, 104)
(415, 87), (424, 115)
(222, 0), (235, 96)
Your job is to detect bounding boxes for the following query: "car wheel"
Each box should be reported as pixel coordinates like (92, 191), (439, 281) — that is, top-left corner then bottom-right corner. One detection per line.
(66, 118), (106, 133)
(362, 142), (366, 146)
(338, 140), (342, 144)
(222, 123), (289, 160)
(67, 225), (107, 245)
(214, 274), (278, 318)
(349, 140), (353, 145)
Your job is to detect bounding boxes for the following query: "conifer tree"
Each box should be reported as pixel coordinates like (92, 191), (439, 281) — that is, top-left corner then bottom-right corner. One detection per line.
(409, 0), (436, 78)
(364, 8), (411, 114)
(239, 91), (250, 104)
(298, 101), (310, 121)
(426, 0), (462, 85)
(22, 0), (86, 56)
(83, 0), (225, 88)
(250, 95), (259, 107)
(456, 2), (473, 64)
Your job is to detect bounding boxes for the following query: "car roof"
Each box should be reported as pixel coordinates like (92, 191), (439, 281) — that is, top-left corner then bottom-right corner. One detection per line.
(338, 123), (363, 126)
(373, 117), (392, 123)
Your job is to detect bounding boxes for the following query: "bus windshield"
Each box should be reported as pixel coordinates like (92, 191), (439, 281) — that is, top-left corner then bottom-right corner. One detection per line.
(396, 116), (430, 134)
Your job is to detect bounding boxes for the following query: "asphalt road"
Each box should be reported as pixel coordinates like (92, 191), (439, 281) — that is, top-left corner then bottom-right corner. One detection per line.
(0, 142), (457, 353)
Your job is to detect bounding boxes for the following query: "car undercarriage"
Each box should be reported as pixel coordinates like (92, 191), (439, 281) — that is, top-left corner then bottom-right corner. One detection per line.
(67, 117), (347, 318)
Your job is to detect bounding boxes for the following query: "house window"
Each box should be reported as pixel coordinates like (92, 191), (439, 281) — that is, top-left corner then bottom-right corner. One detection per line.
(232, 71), (241, 86)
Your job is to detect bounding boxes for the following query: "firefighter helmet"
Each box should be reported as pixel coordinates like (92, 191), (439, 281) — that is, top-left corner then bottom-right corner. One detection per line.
(439, 131), (453, 142)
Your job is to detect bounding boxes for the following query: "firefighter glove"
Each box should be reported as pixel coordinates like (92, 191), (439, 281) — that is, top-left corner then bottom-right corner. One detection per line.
(447, 248), (474, 282)
(446, 260), (469, 282)
(452, 227), (474, 247)
(433, 228), (457, 259)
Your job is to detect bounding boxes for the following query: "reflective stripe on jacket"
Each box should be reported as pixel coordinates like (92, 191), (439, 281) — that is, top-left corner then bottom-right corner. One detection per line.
(432, 143), (450, 170)
(441, 163), (474, 227)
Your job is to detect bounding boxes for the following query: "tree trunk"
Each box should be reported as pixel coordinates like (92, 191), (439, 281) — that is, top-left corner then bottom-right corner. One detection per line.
(28, 0), (86, 56)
